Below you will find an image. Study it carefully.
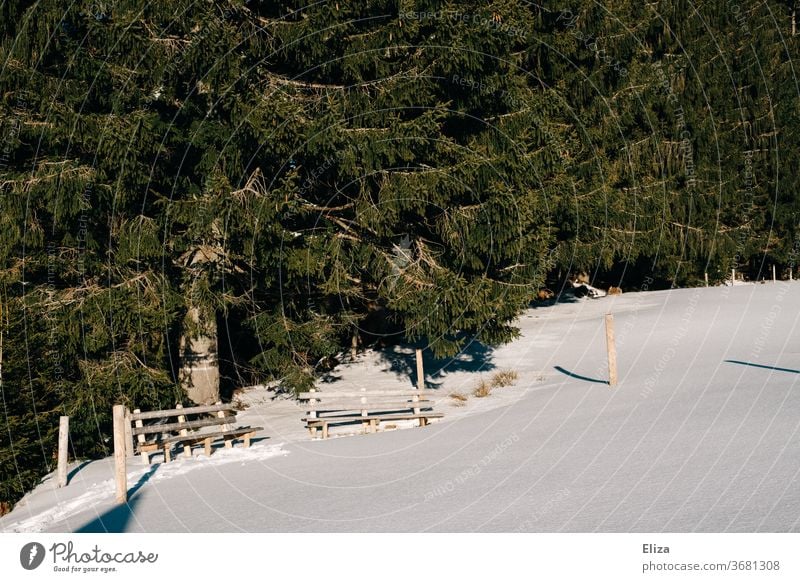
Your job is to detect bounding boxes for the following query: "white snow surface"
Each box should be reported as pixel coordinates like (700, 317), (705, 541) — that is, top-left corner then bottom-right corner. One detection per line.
(2, 283), (799, 532)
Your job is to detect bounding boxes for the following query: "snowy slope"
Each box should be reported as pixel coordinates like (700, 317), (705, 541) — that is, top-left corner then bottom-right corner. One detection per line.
(2, 282), (799, 532)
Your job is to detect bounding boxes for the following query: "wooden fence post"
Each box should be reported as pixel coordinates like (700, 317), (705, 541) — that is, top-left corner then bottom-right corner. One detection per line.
(415, 348), (425, 426)
(605, 314), (618, 387)
(732, 268), (735, 284)
(773, 265), (777, 282)
(57, 416), (69, 488)
(415, 348), (425, 390)
(112, 404), (127, 504)
(704, 272), (708, 287)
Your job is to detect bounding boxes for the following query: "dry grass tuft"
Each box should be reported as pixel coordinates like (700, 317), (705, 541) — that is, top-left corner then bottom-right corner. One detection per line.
(490, 369), (519, 388)
(473, 379), (493, 398)
(449, 392), (468, 406)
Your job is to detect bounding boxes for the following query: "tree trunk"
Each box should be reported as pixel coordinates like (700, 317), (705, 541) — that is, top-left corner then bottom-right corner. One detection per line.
(179, 306), (220, 405)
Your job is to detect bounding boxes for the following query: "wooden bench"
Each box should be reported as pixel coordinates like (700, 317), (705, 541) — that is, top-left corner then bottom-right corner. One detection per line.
(298, 390), (443, 439)
(123, 403), (262, 464)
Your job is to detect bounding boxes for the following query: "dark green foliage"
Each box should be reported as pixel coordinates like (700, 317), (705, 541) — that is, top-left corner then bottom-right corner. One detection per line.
(1, 0), (798, 509)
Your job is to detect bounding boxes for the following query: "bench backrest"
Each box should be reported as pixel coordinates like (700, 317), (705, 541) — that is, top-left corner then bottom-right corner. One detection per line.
(129, 403), (237, 437)
(298, 390), (437, 400)
(298, 390), (437, 414)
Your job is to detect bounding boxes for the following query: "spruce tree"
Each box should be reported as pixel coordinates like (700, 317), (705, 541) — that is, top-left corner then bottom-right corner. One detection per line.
(0, 0), (797, 510)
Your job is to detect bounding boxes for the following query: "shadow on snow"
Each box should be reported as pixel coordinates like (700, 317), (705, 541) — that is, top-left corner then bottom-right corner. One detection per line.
(553, 365), (609, 385)
(724, 359), (800, 374)
(375, 336), (496, 388)
(75, 465), (159, 533)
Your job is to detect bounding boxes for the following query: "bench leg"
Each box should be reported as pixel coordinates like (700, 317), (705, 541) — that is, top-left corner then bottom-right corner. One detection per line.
(141, 451), (150, 466)
(224, 436), (233, 449)
(244, 433), (252, 448)
(322, 423), (329, 439)
(309, 425), (318, 439)
(204, 437), (212, 457)
(419, 417), (427, 427)
(163, 445), (171, 463)
(370, 419), (378, 433)
(184, 442), (192, 458)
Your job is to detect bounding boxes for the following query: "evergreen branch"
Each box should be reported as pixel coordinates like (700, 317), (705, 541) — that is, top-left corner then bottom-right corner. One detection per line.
(341, 126), (391, 133)
(334, 232), (361, 243)
(609, 85), (648, 101)
(499, 263), (527, 271)
(325, 215), (378, 237)
(668, 222), (704, 233)
(485, 108), (532, 122)
(264, 66), (422, 92)
(266, 75), (348, 90)
(301, 201), (354, 212)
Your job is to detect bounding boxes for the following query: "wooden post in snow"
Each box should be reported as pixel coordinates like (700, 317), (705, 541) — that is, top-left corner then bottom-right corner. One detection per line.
(704, 272), (708, 287)
(112, 404), (127, 504)
(773, 265), (777, 282)
(415, 348), (425, 427)
(605, 314), (618, 387)
(57, 416), (69, 488)
(415, 348), (425, 390)
(731, 268), (736, 284)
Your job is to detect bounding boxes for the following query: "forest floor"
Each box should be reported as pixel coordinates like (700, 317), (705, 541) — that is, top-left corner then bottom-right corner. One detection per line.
(2, 281), (799, 532)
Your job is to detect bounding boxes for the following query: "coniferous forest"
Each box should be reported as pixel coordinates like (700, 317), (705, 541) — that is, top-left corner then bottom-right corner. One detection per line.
(1, 1), (798, 509)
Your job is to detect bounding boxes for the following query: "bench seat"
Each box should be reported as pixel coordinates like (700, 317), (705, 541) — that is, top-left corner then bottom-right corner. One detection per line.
(158, 426), (263, 461)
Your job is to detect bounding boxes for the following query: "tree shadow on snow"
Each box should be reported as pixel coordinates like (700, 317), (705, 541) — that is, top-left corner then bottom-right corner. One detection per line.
(553, 365), (609, 385)
(376, 336), (496, 388)
(530, 292), (583, 308)
(74, 465), (159, 533)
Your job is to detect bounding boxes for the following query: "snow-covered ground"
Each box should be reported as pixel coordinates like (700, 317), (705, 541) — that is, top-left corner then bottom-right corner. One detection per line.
(2, 282), (799, 532)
